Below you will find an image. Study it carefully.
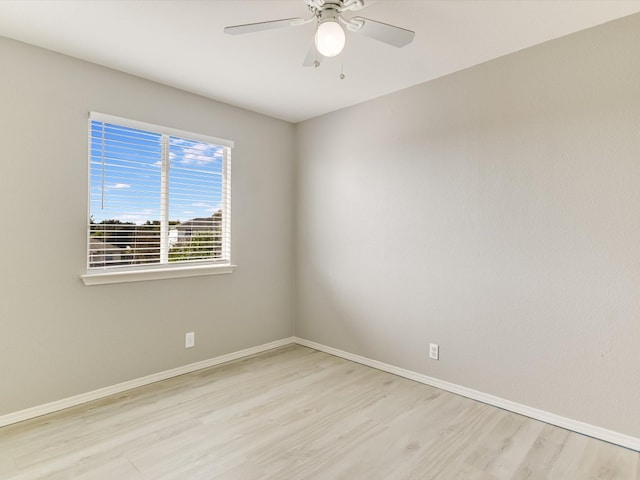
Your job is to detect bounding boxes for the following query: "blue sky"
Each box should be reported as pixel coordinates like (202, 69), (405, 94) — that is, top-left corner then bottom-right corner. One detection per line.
(90, 121), (224, 225)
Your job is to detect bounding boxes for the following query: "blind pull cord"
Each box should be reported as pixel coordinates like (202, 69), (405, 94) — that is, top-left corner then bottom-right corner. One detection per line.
(101, 122), (106, 210)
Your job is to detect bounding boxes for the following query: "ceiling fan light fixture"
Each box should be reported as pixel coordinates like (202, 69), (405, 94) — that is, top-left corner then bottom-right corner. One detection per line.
(315, 19), (345, 57)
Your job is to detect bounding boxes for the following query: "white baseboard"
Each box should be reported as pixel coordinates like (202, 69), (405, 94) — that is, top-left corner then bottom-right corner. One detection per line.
(3, 335), (638, 452)
(293, 337), (640, 452)
(0, 337), (295, 429)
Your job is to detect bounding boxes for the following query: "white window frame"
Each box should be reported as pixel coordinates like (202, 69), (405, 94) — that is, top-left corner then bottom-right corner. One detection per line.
(82, 112), (235, 286)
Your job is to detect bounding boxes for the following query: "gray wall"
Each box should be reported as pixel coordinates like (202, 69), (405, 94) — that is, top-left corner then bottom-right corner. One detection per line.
(295, 14), (640, 438)
(0, 37), (295, 416)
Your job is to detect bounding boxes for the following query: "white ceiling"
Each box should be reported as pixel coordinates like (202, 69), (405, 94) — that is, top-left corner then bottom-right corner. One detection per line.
(1, 1), (639, 123)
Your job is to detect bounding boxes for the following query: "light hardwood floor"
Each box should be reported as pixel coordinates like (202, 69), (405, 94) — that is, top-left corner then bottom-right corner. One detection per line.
(1, 345), (638, 479)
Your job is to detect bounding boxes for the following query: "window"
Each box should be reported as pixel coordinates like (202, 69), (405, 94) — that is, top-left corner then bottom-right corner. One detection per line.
(83, 112), (233, 285)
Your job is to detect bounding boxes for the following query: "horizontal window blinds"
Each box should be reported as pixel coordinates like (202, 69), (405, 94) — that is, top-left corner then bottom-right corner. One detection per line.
(88, 113), (231, 271)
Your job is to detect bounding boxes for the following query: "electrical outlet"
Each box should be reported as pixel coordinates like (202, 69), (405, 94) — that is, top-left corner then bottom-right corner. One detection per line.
(429, 343), (439, 360)
(185, 332), (195, 348)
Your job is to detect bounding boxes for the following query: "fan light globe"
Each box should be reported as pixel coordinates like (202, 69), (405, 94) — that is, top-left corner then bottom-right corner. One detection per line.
(315, 20), (345, 57)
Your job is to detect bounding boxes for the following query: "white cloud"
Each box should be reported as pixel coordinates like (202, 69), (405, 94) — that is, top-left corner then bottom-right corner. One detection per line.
(172, 141), (220, 166)
(105, 182), (130, 190)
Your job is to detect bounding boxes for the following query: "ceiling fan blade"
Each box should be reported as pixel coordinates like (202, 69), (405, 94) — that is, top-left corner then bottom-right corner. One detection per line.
(224, 18), (304, 35)
(348, 17), (415, 47)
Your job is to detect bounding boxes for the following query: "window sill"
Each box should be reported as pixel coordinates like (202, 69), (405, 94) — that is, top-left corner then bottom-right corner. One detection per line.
(81, 264), (236, 286)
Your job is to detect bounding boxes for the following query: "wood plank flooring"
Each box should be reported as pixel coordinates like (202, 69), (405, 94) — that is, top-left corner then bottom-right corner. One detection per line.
(0, 345), (638, 479)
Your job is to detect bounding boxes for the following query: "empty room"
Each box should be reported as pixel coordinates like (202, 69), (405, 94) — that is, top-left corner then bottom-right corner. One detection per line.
(0, 1), (639, 478)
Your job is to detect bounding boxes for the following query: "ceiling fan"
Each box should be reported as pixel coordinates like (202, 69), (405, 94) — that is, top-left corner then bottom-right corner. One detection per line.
(224, 0), (415, 68)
